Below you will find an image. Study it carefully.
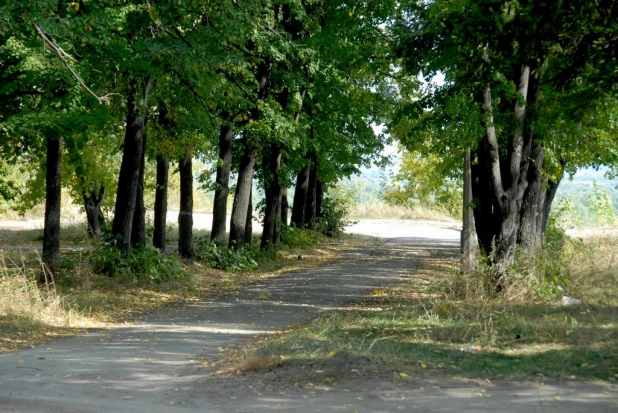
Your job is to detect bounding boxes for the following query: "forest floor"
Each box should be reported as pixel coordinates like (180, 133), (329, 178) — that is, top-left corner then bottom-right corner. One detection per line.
(0, 220), (616, 412)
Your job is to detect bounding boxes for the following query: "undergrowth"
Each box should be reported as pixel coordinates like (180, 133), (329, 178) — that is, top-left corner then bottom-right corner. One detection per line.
(90, 245), (186, 284)
(220, 230), (618, 382)
(194, 237), (259, 272)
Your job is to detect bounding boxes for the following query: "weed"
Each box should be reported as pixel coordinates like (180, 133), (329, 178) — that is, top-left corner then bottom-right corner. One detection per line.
(194, 237), (258, 272)
(280, 227), (318, 249)
(90, 245), (186, 284)
(318, 198), (356, 237)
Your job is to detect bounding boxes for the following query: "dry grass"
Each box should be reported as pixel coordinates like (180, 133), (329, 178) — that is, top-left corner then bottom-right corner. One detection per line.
(0, 253), (86, 352)
(215, 355), (284, 375)
(219, 234), (618, 382)
(0, 233), (369, 353)
(349, 200), (454, 221)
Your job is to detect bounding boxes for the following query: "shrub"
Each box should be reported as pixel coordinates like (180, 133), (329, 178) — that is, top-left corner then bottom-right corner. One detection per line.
(318, 197), (355, 237)
(194, 237), (258, 272)
(90, 246), (186, 284)
(280, 226), (318, 248)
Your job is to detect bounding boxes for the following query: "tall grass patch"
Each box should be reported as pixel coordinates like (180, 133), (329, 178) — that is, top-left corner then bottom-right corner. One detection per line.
(220, 234), (618, 382)
(0, 254), (82, 351)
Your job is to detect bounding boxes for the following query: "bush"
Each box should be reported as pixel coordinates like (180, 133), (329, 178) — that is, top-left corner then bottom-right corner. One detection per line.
(448, 216), (576, 301)
(280, 226), (318, 249)
(90, 246), (186, 284)
(318, 197), (355, 237)
(194, 237), (258, 272)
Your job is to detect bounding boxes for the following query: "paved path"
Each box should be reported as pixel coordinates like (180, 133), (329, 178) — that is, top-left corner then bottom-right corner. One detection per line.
(0, 221), (616, 412)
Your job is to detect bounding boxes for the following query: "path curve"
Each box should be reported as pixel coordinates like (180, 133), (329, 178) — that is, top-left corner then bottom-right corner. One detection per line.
(0, 221), (457, 412)
(0, 221), (615, 412)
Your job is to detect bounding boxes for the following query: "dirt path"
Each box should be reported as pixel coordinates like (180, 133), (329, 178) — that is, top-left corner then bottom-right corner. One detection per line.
(0, 221), (615, 412)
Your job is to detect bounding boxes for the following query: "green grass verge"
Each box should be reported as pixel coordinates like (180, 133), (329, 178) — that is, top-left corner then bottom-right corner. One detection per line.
(220, 236), (618, 382)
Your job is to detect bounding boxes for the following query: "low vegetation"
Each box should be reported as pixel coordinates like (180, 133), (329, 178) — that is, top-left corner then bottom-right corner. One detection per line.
(218, 229), (618, 383)
(0, 211), (363, 353)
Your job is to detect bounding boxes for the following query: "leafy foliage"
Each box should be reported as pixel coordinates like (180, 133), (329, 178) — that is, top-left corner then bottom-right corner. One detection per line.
(585, 182), (617, 227)
(318, 197), (355, 237)
(280, 227), (317, 249)
(194, 237), (258, 272)
(383, 149), (462, 217)
(90, 246), (185, 284)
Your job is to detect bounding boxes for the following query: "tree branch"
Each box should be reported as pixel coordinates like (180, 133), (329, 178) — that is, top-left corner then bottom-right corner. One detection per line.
(482, 83), (505, 204)
(34, 24), (118, 104)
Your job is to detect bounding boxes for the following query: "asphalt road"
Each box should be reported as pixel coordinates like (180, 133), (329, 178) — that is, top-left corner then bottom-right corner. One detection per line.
(0, 220), (616, 412)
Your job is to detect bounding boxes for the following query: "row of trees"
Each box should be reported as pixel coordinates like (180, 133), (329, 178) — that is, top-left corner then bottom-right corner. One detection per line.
(1, 1), (397, 276)
(1, 1), (617, 288)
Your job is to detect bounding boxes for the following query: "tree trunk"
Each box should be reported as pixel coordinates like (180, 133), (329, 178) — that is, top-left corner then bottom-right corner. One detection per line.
(274, 190), (283, 246)
(539, 174), (562, 236)
(461, 149), (477, 271)
(280, 187), (289, 228)
(315, 180), (325, 220)
(153, 155), (169, 252)
(42, 134), (62, 283)
(112, 77), (152, 255)
(178, 154), (194, 261)
(211, 123), (234, 245)
(261, 144), (282, 250)
(517, 144), (544, 252)
(83, 184), (105, 239)
(291, 164), (310, 227)
(229, 137), (258, 249)
(244, 186), (253, 246)
(229, 56), (272, 249)
(473, 65), (533, 288)
(131, 134), (147, 249)
(304, 153), (317, 228)
(471, 143), (499, 255)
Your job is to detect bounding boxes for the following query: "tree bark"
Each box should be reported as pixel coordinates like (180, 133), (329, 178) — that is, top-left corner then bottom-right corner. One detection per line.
(131, 134), (147, 249)
(153, 155), (169, 252)
(315, 179), (325, 220)
(229, 136), (258, 249)
(304, 153), (317, 228)
(517, 144), (544, 252)
(178, 154), (194, 261)
(244, 186), (253, 246)
(280, 188), (289, 228)
(274, 189), (283, 246)
(539, 173), (562, 236)
(83, 184), (105, 239)
(291, 164), (310, 227)
(42, 134), (62, 282)
(211, 122), (234, 245)
(261, 144), (282, 250)
(112, 77), (152, 255)
(461, 149), (477, 271)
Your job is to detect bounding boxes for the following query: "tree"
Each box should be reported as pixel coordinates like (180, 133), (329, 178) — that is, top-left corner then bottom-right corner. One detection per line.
(393, 0), (618, 286)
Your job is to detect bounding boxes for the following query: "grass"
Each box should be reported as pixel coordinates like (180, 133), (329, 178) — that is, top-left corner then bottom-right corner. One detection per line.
(0, 224), (369, 353)
(0, 252), (84, 352)
(348, 200), (454, 221)
(217, 234), (618, 383)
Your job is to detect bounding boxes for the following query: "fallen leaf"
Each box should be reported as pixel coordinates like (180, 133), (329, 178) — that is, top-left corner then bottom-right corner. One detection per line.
(399, 372), (409, 377)
(327, 351), (336, 357)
